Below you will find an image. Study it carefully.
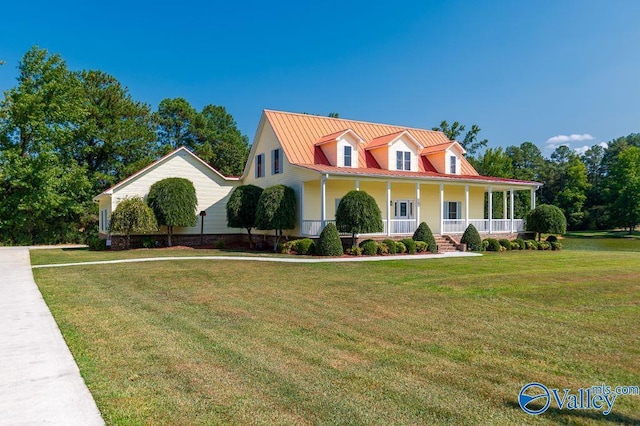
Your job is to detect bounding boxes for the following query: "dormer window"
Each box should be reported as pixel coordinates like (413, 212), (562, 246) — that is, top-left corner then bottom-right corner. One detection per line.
(344, 146), (352, 167)
(396, 151), (411, 171)
(450, 155), (457, 174)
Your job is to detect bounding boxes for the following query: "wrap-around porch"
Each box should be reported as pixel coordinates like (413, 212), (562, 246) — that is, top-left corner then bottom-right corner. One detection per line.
(300, 176), (537, 237)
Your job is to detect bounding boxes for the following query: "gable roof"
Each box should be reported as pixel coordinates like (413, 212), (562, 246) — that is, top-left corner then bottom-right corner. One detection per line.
(262, 110), (478, 175)
(366, 130), (422, 151)
(420, 141), (466, 156)
(315, 128), (365, 146)
(94, 146), (239, 201)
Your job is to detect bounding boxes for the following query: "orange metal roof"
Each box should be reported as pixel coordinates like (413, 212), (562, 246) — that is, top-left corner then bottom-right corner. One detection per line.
(315, 128), (364, 146)
(365, 131), (406, 150)
(264, 110), (479, 175)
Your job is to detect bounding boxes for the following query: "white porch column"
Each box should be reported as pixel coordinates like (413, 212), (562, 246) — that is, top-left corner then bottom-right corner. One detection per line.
(300, 182), (305, 234)
(510, 188), (515, 233)
(439, 183), (444, 235)
(488, 186), (493, 234)
(321, 175), (327, 227)
(465, 185), (469, 229)
(531, 188), (536, 210)
(355, 180), (360, 191)
(503, 191), (508, 219)
(415, 182), (421, 226)
(386, 181), (391, 236)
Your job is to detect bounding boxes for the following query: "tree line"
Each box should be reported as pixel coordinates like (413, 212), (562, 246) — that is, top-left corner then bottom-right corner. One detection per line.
(434, 121), (640, 233)
(0, 46), (250, 245)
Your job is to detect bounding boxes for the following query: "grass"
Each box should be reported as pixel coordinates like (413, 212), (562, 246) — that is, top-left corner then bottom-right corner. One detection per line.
(560, 232), (640, 252)
(33, 250), (640, 425)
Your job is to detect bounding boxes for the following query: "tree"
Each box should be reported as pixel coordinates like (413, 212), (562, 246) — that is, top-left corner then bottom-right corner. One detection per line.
(460, 224), (482, 251)
(335, 190), (383, 247)
(316, 222), (343, 256)
(506, 142), (545, 218)
(255, 185), (296, 251)
(412, 222), (437, 253)
(155, 97), (200, 153)
(432, 120), (488, 159)
(109, 197), (158, 249)
(147, 178), (198, 246)
(526, 204), (567, 241)
(608, 147), (640, 233)
(226, 184), (263, 248)
(554, 156), (589, 229)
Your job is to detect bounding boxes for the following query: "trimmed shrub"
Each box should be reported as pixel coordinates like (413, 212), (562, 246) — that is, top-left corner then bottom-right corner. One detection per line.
(147, 178), (197, 247)
(526, 204), (567, 241)
(510, 241), (521, 250)
(359, 239), (378, 256)
(396, 241), (407, 254)
(401, 238), (417, 254)
(109, 196), (158, 250)
(551, 241), (563, 251)
(336, 190), (383, 247)
(214, 239), (226, 249)
(481, 239), (489, 251)
(346, 246), (362, 256)
(538, 241), (551, 250)
(498, 238), (511, 251)
(413, 222), (437, 253)
(255, 184), (296, 251)
(485, 238), (501, 252)
(524, 239), (537, 250)
(415, 241), (427, 253)
(377, 242), (389, 255)
(460, 224), (482, 252)
(226, 184), (263, 248)
(382, 239), (397, 254)
(514, 238), (526, 250)
(87, 236), (108, 251)
(545, 235), (558, 243)
(293, 238), (315, 255)
(316, 223), (343, 256)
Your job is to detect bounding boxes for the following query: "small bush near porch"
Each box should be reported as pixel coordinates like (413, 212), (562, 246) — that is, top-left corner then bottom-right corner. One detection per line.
(32, 249), (640, 424)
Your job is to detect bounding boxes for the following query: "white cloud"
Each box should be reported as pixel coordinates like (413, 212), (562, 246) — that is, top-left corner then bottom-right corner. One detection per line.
(574, 145), (590, 155)
(599, 141), (608, 149)
(546, 133), (595, 145)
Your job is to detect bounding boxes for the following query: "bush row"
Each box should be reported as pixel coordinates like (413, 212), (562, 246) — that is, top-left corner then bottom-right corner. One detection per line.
(482, 237), (562, 252)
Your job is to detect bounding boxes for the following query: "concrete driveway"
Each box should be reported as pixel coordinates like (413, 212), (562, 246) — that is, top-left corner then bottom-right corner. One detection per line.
(0, 247), (103, 425)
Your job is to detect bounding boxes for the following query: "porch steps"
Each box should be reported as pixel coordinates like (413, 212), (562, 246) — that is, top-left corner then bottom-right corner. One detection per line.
(434, 235), (461, 253)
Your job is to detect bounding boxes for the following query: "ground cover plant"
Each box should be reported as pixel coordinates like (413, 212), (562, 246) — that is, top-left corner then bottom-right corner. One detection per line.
(33, 249), (640, 424)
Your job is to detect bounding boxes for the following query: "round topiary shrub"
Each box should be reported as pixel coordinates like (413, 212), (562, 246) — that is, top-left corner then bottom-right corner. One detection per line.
(413, 222), (437, 253)
(293, 238), (315, 255)
(460, 224), (482, 252)
(401, 238), (417, 254)
(316, 223), (343, 256)
(396, 241), (407, 254)
(498, 238), (511, 251)
(382, 239), (397, 254)
(526, 204), (567, 241)
(485, 238), (501, 252)
(359, 239), (378, 256)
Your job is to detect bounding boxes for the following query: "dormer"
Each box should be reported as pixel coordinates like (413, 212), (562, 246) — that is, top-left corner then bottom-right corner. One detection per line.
(420, 141), (466, 175)
(365, 130), (422, 172)
(315, 129), (364, 168)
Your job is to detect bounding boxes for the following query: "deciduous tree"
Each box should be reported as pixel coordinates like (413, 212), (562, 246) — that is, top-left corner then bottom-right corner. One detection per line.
(335, 190), (383, 248)
(109, 196), (158, 249)
(226, 184), (263, 248)
(147, 178), (198, 246)
(255, 185), (296, 251)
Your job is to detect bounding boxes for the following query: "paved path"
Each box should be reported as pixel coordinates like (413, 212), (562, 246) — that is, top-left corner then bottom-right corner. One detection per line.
(0, 247), (103, 425)
(33, 251), (481, 269)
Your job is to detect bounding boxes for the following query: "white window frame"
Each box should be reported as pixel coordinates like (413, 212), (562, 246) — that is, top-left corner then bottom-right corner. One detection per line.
(394, 199), (414, 219)
(255, 153), (265, 178)
(450, 155), (457, 174)
(396, 151), (411, 171)
(272, 148), (282, 175)
(343, 145), (352, 167)
(100, 208), (108, 232)
(444, 201), (462, 220)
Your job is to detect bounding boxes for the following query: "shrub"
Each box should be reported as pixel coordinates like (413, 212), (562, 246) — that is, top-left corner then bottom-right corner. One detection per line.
(514, 238), (526, 250)
(510, 241), (521, 250)
(526, 204), (567, 241)
(255, 185), (296, 251)
(316, 223), (343, 256)
(545, 235), (558, 243)
(142, 237), (158, 249)
(460, 224), (482, 252)
(377, 242), (389, 255)
(481, 240), (489, 251)
(226, 184), (263, 248)
(290, 238), (315, 255)
(147, 178), (198, 247)
(109, 196), (158, 250)
(87, 236), (108, 251)
(551, 241), (563, 251)
(498, 238), (511, 251)
(382, 239), (397, 254)
(413, 222), (437, 253)
(346, 246), (362, 256)
(396, 241), (406, 254)
(538, 242), (550, 250)
(485, 238), (501, 252)
(401, 238), (417, 254)
(214, 239), (226, 249)
(336, 190), (383, 247)
(415, 241), (427, 253)
(359, 239), (378, 256)
(524, 239), (538, 250)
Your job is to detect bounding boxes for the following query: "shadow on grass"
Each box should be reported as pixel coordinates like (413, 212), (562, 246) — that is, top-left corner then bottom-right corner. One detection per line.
(61, 247), (89, 251)
(506, 400), (640, 424)
(564, 230), (640, 239)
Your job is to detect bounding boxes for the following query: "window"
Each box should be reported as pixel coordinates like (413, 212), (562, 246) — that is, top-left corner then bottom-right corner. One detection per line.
(100, 209), (108, 232)
(450, 155), (457, 174)
(255, 153), (265, 178)
(444, 201), (461, 219)
(396, 151), (411, 170)
(343, 146), (352, 167)
(272, 149), (282, 175)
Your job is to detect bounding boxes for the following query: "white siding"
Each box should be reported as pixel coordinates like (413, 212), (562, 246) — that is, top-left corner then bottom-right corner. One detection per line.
(112, 150), (238, 234)
(389, 137), (419, 172)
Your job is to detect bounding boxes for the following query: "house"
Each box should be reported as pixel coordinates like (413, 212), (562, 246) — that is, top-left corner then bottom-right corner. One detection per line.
(95, 110), (540, 245)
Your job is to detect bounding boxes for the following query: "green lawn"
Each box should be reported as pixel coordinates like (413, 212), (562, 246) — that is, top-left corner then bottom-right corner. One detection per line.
(32, 250), (640, 425)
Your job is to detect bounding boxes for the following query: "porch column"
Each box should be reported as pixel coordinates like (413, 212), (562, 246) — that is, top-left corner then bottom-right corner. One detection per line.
(531, 188), (536, 210)
(321, 175), (327, 227)
(465, 185), (469, 229)
(386, 181), (391, 236)
(439, 183), (444, 235)
(355, 180), (360, 191)
(510, 188), (515, 233)
(300, 182), (305, 234)
(503, 191), (508, 219)
(415, 182), (421, 226)
(488, 186), (493, 234)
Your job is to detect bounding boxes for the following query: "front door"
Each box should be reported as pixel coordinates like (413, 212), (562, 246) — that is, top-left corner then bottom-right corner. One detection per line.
(394, 200), (414, 233)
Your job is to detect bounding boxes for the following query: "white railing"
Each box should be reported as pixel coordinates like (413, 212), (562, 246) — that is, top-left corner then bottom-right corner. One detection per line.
(443, 219), (466, 234)
(469, 219), (489, 232)
(302, 219), (416, 237)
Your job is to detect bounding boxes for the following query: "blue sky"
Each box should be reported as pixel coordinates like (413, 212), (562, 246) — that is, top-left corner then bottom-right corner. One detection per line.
(2, 0), (639, 155)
